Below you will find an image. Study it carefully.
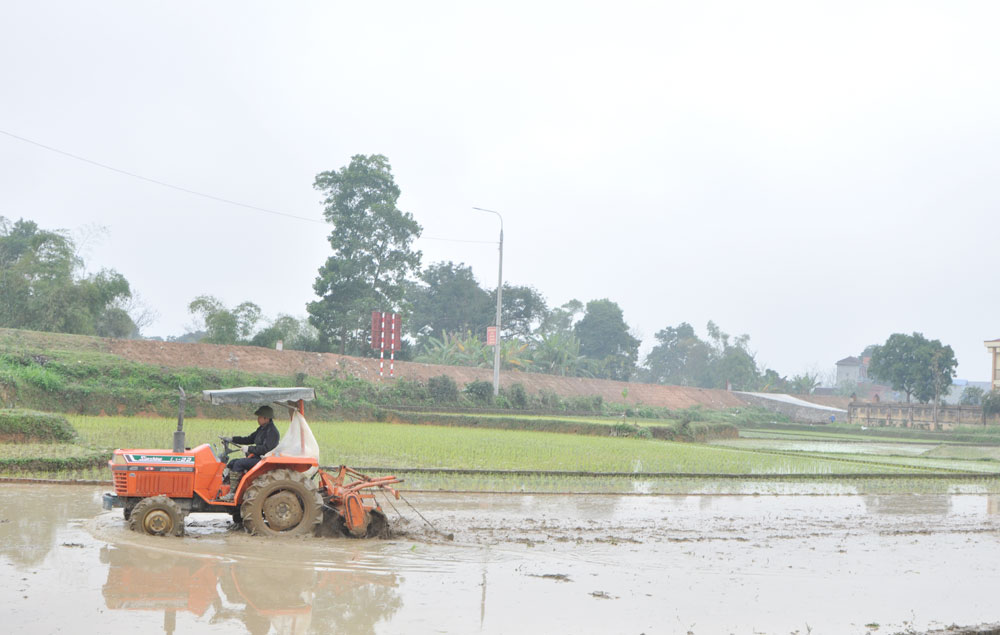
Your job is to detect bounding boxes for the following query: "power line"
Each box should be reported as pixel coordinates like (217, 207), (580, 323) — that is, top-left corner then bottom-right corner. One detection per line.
(1, 128), (498, 245)
(0, 128), (497, 244)
(0, 128), (326, 225)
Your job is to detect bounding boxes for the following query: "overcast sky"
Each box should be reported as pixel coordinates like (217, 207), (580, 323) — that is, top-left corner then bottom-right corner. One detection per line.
(2, 1), (997, 382)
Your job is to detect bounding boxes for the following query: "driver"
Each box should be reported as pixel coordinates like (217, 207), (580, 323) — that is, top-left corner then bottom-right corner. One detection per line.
(218, 405), (279, 502)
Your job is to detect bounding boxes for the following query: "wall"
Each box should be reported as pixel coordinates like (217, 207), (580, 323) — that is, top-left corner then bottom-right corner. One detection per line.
(848, 402), (1000, 430)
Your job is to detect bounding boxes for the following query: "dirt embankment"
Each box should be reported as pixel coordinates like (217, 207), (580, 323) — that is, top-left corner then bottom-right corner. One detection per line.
(105, 337), (747, 409)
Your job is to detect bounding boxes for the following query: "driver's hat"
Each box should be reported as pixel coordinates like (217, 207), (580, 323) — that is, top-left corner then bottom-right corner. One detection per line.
(254, 405), (274, 419)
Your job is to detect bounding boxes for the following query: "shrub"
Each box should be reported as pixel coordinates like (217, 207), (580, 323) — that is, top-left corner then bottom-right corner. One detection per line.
(507, 383), (528, 409)
(539, 390), (563, 410)
(983, 391), (1000, 417)
(464, 380), (494, 405)
(428, 375), (459, 403)
(385, 378), (429, 404)
(567, 395), (603, 413)
(0, 409), (77, 442)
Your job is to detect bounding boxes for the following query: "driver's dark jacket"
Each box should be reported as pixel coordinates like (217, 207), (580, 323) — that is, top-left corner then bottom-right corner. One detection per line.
(232, 421), (279, 457)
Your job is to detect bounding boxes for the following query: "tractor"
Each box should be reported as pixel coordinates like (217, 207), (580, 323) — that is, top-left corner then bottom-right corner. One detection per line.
(102, 386), (401, 538)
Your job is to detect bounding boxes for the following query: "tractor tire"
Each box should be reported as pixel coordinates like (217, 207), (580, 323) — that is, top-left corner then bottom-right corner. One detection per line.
(129, 495), (186, 537)
(240, 469), (323, 537)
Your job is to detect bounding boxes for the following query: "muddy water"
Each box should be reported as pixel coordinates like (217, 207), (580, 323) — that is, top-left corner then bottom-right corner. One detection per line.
(2, 484), (1000, 634)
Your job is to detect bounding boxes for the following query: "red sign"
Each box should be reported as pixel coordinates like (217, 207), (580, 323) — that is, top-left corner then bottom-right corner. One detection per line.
(486, 326), (497, 346)
(391, 314), (402, 351)
(371, 311), (402, 351)
(371, 311), (383, 350)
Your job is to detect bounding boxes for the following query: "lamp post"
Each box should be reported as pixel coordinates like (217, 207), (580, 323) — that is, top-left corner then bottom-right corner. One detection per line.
(473, 207), (503, 396)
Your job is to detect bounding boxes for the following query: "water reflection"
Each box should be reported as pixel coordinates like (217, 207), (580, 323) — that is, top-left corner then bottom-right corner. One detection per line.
(0, 485), (96, 568)
(100, 544), (400, 634)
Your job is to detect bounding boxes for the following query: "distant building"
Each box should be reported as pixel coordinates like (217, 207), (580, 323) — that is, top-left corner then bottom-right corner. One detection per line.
(987, 339), (1000, 391)
(835, 356), (870, 385)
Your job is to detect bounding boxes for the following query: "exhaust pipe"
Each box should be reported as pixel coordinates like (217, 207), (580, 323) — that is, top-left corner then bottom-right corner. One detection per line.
(173, 387), (186, 453)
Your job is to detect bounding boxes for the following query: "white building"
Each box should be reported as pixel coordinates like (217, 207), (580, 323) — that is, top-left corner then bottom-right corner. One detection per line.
(987, 339), (1000, 391)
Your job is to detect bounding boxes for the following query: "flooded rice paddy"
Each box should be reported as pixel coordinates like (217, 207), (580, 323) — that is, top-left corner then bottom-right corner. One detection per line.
(3, 483), (1000, 634)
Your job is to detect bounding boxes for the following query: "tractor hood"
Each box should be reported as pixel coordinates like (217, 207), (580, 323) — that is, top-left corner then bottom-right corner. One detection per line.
(201, 386), (315, 405)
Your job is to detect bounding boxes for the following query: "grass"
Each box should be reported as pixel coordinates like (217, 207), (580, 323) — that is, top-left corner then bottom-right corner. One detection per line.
(60, 415), (945, 475)
(1, 415), (998, 493)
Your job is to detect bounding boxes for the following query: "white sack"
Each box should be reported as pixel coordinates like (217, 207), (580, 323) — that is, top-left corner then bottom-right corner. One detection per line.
(266, 411), (320, 464)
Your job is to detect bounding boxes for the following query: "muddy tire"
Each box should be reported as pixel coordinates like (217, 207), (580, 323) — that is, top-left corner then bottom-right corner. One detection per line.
(240, 469), (323, 537)
(122, 498), (138, 521)
(129, 495), (186, 537)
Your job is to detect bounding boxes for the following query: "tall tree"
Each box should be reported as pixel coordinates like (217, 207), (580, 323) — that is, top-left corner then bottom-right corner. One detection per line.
(307, 155), (422, 354)
(408, 261), (491, 347)
(538, 299), (584, 336)
(574, 299), (640, 381)
(705, 321), (761, 390)
(0, 217), (135, 337)
(868, 332), (957, 403)
(641, 322), (713, 386)
(490, 284), (549, 341)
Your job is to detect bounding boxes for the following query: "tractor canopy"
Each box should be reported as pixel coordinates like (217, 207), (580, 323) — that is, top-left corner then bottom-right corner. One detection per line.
(202, 386), (320, 463)
(201, 386), (315, 405)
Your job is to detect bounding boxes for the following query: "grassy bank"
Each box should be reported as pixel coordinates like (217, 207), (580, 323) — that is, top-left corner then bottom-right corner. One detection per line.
(0, 338), (755, 429)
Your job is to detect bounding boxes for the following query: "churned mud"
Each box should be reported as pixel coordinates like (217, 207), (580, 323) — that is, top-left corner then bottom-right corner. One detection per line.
(2, 483), (1000, 634)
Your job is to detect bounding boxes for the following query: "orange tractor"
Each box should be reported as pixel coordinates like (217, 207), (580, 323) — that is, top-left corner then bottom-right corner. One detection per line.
(102, 387), (401, 538)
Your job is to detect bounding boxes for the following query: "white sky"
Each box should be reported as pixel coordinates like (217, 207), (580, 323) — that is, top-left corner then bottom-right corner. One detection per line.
(1, 1), (997, 382)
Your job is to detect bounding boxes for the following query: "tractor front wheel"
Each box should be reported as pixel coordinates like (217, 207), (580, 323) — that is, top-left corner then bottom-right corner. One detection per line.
(240, 469), (323, 537)
(129, 495), (186, 537)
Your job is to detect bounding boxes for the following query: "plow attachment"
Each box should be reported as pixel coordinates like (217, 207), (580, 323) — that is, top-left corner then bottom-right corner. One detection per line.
(317, 466), (402, 538)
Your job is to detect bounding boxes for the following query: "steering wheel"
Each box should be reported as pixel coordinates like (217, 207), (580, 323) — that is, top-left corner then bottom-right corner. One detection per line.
(217, 436), (239, 461)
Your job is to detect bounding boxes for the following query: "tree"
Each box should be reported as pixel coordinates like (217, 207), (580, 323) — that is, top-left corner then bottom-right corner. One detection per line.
(641, 322), (713, 386)
(0, 217), (135, 337)
(960, 386), (985, 406)
(868, 332), (957, 403)
(529, 331), (590, 377)
(307, 155), (422, 354)
(407, 261), (491, 348)
(490, 284), (548, 341)
(250, 315), (324, 351)
(640, 320), (764, 390)
(188, 296), (262, 345)
(574, 299), (639, 381)
(758, 368), (789, 393)
(788, 372), (820, 394)
(538, 299), (584, 336)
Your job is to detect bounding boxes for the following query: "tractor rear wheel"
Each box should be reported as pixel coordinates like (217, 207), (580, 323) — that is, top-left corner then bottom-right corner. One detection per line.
(240, 469), (323, 537)
(129, 495), (186, 537)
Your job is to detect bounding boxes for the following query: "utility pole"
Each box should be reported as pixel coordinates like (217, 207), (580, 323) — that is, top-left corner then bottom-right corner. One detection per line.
(473, 207), (503, 396)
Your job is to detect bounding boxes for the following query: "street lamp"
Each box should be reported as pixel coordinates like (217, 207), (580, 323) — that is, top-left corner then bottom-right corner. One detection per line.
(473, 207), (503, 396)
